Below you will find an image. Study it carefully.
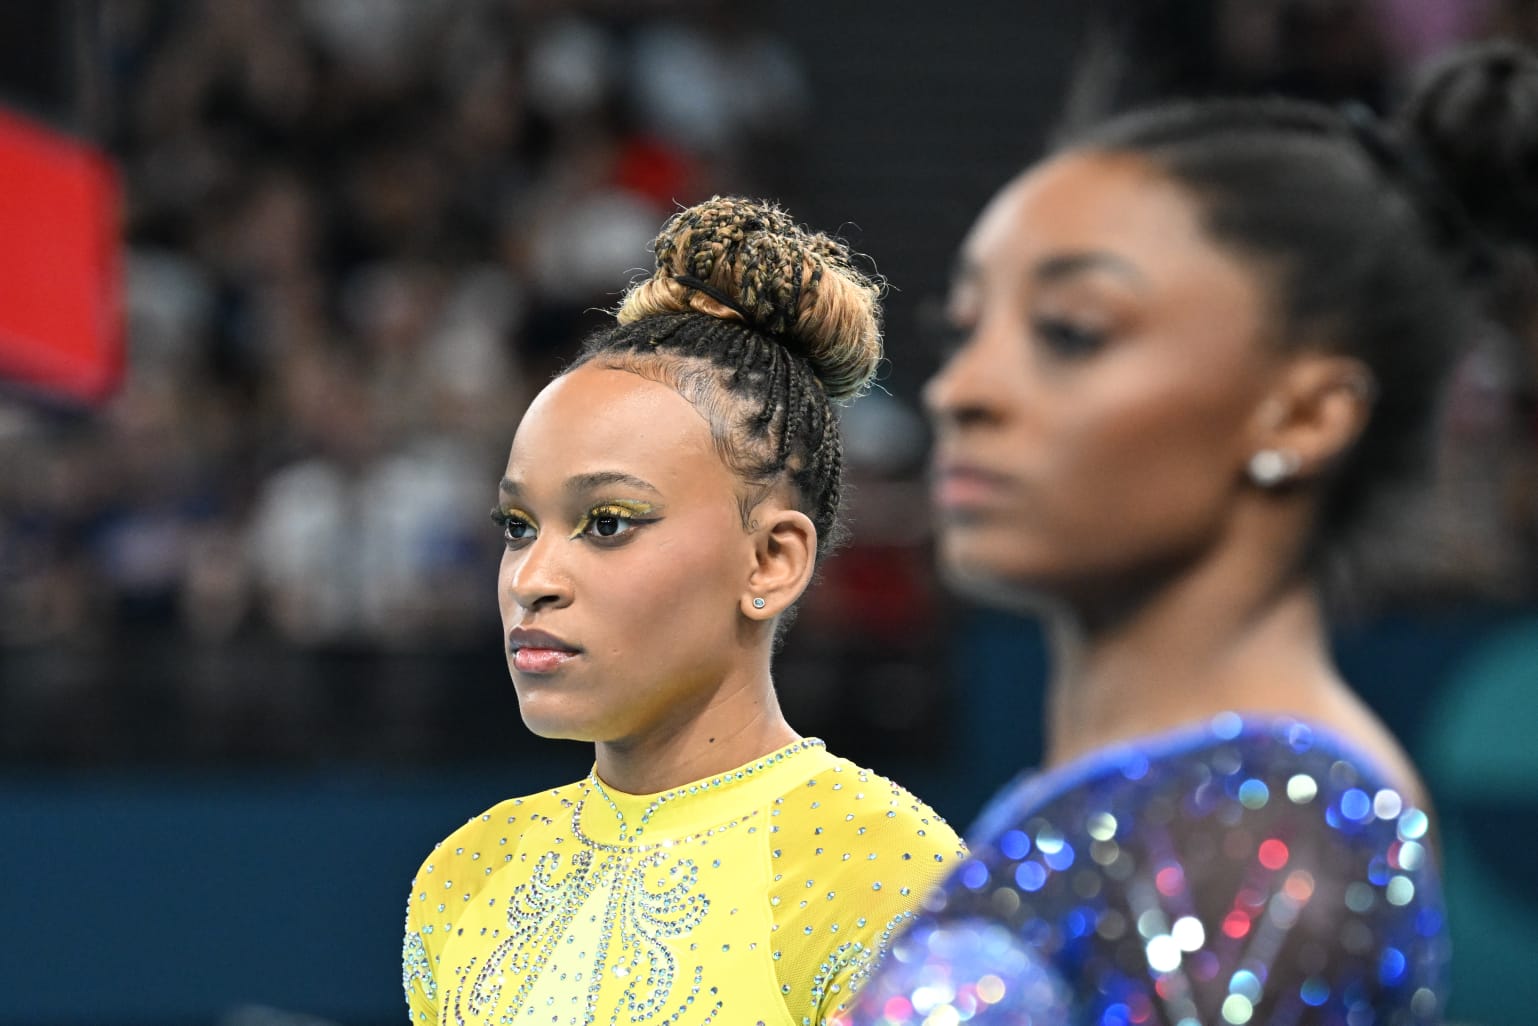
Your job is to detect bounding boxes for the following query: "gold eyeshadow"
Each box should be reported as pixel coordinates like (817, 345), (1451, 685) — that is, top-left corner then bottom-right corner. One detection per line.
(490, 506), (539, 533)
(569, 500), (658, 539)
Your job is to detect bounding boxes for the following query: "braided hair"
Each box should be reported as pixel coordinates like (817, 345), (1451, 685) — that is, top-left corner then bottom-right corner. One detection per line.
(568, 196), (884, 556)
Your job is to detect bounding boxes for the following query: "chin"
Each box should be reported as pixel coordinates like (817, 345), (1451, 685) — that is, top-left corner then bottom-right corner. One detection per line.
(516, 714), (587, 742)
(512, 692), (602, 743)
(938, 552), (1016, 602)
(938, 533), (1053, 608)
(942, 558), (1073, 622)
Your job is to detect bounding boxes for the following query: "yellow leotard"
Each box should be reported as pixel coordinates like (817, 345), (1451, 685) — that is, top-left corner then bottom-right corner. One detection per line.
(403, 738), (963, 1026)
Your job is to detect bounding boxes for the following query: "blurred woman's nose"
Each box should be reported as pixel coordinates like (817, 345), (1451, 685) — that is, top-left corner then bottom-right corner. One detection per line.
(924, 329), (1006, 429)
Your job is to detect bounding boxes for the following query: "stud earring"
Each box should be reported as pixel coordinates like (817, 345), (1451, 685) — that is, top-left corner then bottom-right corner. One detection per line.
(752, 597), (766, 609)
(1248, 448), (1302, 488)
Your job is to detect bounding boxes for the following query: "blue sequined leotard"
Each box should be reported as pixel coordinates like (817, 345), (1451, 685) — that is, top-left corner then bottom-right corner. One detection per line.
(846, 714), (1447, 1026)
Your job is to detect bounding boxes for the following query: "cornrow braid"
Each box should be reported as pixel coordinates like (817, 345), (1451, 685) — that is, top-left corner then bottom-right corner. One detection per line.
(573, 312), (850, 554)
(617, 196), (884, 402)
(569, 197), (884, 560)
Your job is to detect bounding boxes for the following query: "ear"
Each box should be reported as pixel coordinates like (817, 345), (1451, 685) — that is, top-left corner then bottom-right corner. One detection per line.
(740, 504), (818, 620)
(1245, 353), (1376, 483)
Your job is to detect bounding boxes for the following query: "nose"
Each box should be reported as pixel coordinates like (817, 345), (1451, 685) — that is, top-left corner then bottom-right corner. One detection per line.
(503, 535), (573, 613)
(923, 329), (1006, 430)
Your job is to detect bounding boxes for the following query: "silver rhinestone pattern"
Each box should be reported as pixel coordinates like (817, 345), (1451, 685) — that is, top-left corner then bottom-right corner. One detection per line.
(403, 740), (965, 1026)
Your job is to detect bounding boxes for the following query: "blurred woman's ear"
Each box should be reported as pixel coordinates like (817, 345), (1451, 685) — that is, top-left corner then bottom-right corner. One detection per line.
(1244, 354), (1376, 486)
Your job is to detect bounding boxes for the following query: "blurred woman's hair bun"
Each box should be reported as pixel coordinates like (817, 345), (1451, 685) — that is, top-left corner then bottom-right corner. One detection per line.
(616, 196), (884, 400)
(1402, 40), (1538, 250)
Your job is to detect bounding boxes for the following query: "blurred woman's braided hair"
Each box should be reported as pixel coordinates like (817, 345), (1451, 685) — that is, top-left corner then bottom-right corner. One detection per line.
(568, 196), (884, 557)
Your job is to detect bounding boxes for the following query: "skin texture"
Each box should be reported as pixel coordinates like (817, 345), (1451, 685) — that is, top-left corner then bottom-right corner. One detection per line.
(496, 363), (816, 794)
(926, 151), (1426, 803)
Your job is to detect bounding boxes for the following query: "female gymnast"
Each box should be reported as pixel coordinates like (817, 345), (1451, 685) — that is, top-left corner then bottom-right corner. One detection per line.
(403, 197), (964, 1026)
(851, 42), (1538, 1026)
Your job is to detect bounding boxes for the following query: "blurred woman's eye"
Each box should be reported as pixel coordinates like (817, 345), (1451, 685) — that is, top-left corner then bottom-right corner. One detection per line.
(1031, 316), (1107, 357)
(936, 321), (974, 359)
(490, 508), (537, 547)
(919, 296), (973, 358)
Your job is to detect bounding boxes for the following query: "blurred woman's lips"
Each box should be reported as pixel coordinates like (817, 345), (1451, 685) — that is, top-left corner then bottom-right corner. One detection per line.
(507, 627), (581, 674)
(932, 462), (1014, 511)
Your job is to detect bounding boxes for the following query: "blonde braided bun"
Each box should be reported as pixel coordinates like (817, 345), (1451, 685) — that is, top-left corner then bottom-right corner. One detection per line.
(616, 196), (883, 400)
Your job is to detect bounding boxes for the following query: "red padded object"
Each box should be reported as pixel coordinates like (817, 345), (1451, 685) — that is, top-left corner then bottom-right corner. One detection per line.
(0, 106), (122, 404)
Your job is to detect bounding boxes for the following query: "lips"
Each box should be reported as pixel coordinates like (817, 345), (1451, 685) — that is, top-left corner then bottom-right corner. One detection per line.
(931, 460), (1014, 511)
(507, 627), (581, 674)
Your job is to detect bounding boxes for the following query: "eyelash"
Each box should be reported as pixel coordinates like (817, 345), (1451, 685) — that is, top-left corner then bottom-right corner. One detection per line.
(932, 315), (1106, 362)
(489, 504), (656, 549)
(571, 504), (650, 543)
(1031, 316), (1107, 357)
(490, 508), (537, 547)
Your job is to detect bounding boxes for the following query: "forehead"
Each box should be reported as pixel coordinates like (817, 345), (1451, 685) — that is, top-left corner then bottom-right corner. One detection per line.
(961, 150), (1228, 282)
(506, 363), (723, 490)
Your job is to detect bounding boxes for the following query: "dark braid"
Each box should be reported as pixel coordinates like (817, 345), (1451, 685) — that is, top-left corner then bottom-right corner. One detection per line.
(567, 197), (884, 559)
(573, 312), (851, 554)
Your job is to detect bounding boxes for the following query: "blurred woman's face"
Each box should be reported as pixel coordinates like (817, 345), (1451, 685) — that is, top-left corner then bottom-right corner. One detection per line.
(926, 151), (1280, 611)
(495, 363), (756, 743)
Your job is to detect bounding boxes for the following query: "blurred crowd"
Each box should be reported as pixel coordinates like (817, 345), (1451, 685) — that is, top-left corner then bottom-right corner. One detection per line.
(0, 0), (1535, 764)
(0, 0), (860, 763)
(2, 0), (812, 653)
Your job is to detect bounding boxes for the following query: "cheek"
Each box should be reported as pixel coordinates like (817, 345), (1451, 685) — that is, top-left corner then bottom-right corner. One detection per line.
(1052, 383), (1247, 547)
(591, 532), (743, 650)
(496, 550), (516, 620)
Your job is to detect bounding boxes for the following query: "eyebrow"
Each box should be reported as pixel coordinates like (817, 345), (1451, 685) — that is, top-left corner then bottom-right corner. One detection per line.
(1033, 252), (1149, 289)
(950, 250), (1148, 293)
(499, 471), (662, 496)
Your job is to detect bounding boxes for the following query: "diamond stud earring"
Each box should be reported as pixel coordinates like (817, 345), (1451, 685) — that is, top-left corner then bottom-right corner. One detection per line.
(1247, 448), (1302, 488)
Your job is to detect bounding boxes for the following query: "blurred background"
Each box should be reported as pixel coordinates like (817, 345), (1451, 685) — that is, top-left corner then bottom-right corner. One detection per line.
(0, 1), (1535, 1024)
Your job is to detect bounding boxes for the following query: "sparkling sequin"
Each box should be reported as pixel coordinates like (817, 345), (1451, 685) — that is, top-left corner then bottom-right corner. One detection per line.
(402, 925), (436, 1003)
(1287, 773), (1319, 804)
(846, 715), (1447, 1025)
(1171, 915), (1204, 952)
(402, 739), (964, 1025)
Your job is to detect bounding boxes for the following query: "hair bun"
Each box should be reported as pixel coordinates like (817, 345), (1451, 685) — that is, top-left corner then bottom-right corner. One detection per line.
(1402, 40), (1538, 248)
(616, 196), (884, 400)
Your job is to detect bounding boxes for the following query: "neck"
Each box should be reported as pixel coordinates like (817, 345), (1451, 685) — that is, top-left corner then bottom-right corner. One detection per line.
(593, 663), (798, 794)
(1042, 550), (1347, 769)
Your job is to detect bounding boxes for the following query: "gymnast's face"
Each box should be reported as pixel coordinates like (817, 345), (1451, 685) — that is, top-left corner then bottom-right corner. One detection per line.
(925, 151), (1279, 612)
(495, 363), (757, 744)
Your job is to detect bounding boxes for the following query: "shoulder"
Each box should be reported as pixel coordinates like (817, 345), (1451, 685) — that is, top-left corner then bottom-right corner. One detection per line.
(401, 779), (587, 1016)
(766, 753), (965, 1023)
(406, 779), (586, 927)
(777, 751), (965, 865)
(415, 781), (580, 873)
(962, 716), (1441, 905)
(973, 714), (1425, 850)
(928, 716), (1446, 1022)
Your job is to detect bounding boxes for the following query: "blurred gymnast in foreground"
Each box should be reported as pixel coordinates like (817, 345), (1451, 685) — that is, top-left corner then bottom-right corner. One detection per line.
(851, 42), (1538, 1026)
(403, 197), (962, 1026)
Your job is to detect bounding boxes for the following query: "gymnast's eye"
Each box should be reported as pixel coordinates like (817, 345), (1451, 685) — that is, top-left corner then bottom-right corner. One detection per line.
(574, 503), (657, 544)
(491, 508), (537, 547)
